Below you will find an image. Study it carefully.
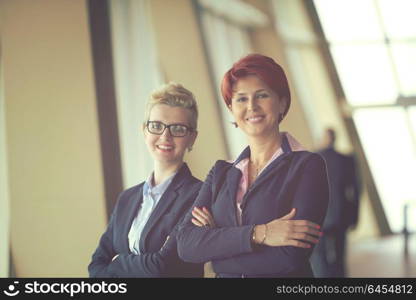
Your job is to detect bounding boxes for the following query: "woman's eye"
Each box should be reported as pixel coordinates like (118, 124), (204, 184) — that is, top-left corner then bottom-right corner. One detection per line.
(172, 125), (186, 134)
(152, 123), (162, 130)
(235, 97), (247, 102)
(257, 93), (269, 99)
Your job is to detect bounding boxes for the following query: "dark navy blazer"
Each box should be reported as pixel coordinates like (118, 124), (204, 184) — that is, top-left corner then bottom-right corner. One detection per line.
(88, 163), (203, 277)
(177, 136), (329, 277)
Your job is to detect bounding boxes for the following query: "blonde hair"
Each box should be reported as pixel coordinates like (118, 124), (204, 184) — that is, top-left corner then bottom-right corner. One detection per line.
(144, 82), (198, 130)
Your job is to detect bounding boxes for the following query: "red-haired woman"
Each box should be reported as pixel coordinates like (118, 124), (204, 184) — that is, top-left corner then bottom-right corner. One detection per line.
(177, 54), (329, 277)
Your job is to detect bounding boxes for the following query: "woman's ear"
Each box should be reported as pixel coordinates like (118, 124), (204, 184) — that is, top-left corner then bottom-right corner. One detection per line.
(190, 130), (198, 145)
(280, 97), (288, 115)
(141, 123), (147, 135)
(188, 131), (198, 152)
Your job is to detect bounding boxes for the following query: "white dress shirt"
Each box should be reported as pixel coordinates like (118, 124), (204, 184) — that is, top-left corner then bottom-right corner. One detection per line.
(128, 172), (176, 254)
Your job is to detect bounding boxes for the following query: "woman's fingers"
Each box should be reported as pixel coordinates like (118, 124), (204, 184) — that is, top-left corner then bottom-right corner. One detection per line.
(287, 239), (312, 248)
(192, 209), (209, 225)
(265, 216), (322, 247)
(191, 217), (205, 227)
(202, 207), (215, 226)
(291, 219), (320, 229)
(279, 208), (296, 220)
(293, 225), (322, 237)
(192, 207), (214, 226)
(291, 232), (320, 244)
(202, 207), (213, 217)
(192, 207), (209, 222)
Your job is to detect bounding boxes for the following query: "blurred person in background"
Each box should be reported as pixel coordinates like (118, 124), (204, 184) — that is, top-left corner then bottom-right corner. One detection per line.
(310, 128), (360, 277)
(177, 54), (329, 277)
(88, 82), (203, 277)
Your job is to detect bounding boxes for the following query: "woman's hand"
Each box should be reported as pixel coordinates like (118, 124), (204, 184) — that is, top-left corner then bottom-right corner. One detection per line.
(191, 206), (216, 228)
(253, 208), (322, 248)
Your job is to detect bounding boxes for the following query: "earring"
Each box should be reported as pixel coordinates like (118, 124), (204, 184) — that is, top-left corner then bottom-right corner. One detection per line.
(231, 122), (238, 128)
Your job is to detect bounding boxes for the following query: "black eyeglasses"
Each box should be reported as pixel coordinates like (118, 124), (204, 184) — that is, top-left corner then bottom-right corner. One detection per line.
(146, 121), (193, 137)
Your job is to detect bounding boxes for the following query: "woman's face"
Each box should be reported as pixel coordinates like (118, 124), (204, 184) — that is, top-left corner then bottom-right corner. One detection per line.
(144, 104), (197, 166)
(229, 75), (287, 138)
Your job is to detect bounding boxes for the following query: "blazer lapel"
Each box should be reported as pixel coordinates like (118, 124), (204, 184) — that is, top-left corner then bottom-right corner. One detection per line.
(240, 135), (294, 210)
(123, 185), (144, 252)
(225, 167), (242, 225)
(223, 146), (248, 225)
(227, 144), (249, 202)
(138, 163), (191, 253)
(250, 133), (293, 189)
(226, 167), (241, 200)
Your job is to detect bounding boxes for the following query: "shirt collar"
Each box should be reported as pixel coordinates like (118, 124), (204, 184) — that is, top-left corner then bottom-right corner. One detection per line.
(285, 132), (306, 152)
(233, 132), (306, 167)
(143, 171), (177, 197)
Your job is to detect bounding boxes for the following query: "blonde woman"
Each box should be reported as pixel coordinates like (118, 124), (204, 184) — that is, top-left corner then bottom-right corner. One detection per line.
(89, 82), (203, 277)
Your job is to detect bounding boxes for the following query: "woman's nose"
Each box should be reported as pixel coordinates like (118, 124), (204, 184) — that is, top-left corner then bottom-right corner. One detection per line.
(160, 127), (173, 139)
(247, 98), (258, 111)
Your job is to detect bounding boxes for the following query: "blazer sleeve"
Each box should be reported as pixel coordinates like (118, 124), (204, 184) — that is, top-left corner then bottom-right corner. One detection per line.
(106, 243), (170, 277)
(88, 200), (119, 278)
(107, 209), (192, 278)
(102, 182), (202, 278)
(211, 154), (329, 275)
(88, 188), (172, 278)
(177, 162), (255, 264)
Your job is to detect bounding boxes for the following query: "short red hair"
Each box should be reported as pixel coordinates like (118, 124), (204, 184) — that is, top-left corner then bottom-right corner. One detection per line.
(221, 54), (291, 118)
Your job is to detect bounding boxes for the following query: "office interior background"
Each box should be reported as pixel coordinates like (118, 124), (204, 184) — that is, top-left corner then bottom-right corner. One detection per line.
(0, 0), (415, 277)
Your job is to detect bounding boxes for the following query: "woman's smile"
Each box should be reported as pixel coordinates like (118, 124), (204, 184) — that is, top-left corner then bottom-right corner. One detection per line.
(245, 114), (265, 123)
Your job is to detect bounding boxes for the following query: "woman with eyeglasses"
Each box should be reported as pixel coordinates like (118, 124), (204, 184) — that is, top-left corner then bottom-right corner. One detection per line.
(177, 54), (329, 277)
(88, 82), (203, 277)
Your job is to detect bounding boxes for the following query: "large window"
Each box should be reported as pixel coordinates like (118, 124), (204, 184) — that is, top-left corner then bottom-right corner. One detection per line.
(109, 0), (163, 188)
(314, 0), (416, 232)
(198, 0), (267, 159)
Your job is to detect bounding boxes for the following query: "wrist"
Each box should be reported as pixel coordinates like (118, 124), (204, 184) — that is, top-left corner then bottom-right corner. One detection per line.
(252, 224), (267, 244)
